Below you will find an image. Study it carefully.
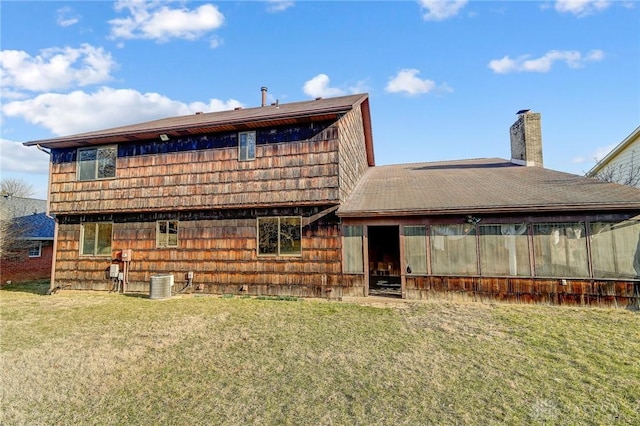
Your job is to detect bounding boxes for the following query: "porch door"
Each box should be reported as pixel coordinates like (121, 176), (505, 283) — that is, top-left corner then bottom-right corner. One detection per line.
(367, 225), (401, 297)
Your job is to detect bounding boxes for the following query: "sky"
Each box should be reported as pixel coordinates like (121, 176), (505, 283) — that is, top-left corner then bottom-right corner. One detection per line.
(1, 0), (639, 200)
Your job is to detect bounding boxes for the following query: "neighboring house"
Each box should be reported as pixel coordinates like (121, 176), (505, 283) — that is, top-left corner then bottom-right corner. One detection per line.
(23, 96), (640, 307)
(587, 126), (640, 188)
(0, 197), (55, 284)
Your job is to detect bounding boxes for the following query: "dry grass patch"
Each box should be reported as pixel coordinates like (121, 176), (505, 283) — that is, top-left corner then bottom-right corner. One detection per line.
(1, 283), (639, 425)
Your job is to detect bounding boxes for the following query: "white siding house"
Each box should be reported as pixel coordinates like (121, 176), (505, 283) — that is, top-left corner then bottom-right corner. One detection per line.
(588, 126), (640, 187)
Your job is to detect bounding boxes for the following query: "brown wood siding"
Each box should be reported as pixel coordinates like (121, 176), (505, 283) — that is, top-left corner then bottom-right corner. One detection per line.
(49, 135), (341, 215)
(337, 104), (370, 202)
(405, 276), (639, 309)
(53, 219), (366, 297)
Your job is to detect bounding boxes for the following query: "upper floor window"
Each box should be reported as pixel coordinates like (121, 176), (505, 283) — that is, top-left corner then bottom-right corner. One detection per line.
(81, 222), (113, 256)
(258, 217), (302, 256)
(238, 131), (256, 161)
(157, 220), (179, 247)
(78, 146), (116, 181)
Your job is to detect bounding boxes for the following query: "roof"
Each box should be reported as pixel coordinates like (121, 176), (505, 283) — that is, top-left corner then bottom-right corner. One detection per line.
(23, 93), (374, 165)
(587, 126), (640, 176)
(0, 196), (47, 220)
(338, 158), (640, 217)
(12, 213), (55, 240)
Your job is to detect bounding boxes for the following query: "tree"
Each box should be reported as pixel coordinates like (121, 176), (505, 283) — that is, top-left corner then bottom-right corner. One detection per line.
(591, 153), (640, 188)
(0, 178), (36, 259)
(1, 178), (35, 198)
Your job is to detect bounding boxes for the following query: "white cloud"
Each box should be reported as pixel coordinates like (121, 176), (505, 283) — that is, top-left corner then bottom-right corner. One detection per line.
(419, 0), (468, 21)
(2, 87), (243, 136)
(385, 69), (436, 95)
(57, 6), (80, 27)
(0, 138), (50, 174)
(488, 49), (605, 73)
(303, 74), (346, 98)
(109, 1), (224, 43)
(266, 1), (295, 13)
(571, 143), (617, 165)
(554, 0), (610, 16)
(0, 44), (116, 93)
(209, 36), (223, 49)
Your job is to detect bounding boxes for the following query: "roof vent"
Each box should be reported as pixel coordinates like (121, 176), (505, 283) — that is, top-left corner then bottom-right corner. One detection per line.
(195, 111), (203, 115)
(234, 107), (243, 111)
(261, 86), (268, 107)
(315, 97), (322, 100)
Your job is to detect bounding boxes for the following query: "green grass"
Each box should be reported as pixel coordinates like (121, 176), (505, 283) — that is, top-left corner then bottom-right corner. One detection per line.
(1, 282), (639, 425)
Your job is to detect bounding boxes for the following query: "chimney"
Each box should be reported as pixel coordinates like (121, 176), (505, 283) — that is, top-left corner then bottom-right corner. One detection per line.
(261, 86), (268, 107)
(510, 110), (543, 167)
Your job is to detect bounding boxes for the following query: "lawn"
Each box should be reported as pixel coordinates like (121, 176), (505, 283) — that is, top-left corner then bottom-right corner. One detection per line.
(1, 281), (639, 425)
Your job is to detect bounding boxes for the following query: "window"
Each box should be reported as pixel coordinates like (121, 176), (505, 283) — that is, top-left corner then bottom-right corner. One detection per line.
(81, 223), (113, 256)
(238, 131), (256, 161)
(532, 222), (589, 277)
(590, 220), (640, 279)
(157, 220), (179, 247)
(28, 242), (42, 257)
(78, 146), (116, 181)
(343, 225), (364, 273)
(479, 224), (530, 276)
(258, 217), (301, 256)
(404, 226), (427, 274)
(430, 224), (478, 275)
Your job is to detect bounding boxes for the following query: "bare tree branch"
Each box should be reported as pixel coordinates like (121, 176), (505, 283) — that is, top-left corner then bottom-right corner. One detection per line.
(1, 178), (35, 198)
(591, 153), (640, 187)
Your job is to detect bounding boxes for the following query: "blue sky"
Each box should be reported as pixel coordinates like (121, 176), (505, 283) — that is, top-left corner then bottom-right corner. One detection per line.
(1, 0), (639, 200)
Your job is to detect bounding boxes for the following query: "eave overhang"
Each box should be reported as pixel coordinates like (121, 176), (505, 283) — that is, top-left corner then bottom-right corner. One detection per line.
(23, 93), (372, 150)
(337, 202), (640, 218)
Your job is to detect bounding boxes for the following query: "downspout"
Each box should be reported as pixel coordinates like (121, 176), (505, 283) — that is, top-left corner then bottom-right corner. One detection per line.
(37, 144), (57, 293)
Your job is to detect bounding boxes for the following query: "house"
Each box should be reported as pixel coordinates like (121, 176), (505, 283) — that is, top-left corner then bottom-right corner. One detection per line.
(0, 197), (55, 284)
(23, 96), (640, 307)
(587, 126), (640, 188)
(337, 111), (640, 307)
(23, 92), (373, 297)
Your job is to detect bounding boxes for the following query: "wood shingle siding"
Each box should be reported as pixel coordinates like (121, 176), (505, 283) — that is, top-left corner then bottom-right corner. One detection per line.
(49, 135), (341, 215)
(53, 212), (364, 297)
(338, 103), (371, 202)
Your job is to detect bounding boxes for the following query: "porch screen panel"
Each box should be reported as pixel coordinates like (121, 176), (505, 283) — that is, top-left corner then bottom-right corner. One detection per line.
(343, 226), (363, 273)
(404, 226), (427, 274)
(532, 222), (588, 277)
(479, 224), (530, 276)
(590, 220), (640, 279)
(430, 225), (477, 275)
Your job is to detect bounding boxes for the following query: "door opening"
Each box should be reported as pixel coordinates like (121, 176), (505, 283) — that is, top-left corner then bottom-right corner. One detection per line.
(367, 225), (401, 298)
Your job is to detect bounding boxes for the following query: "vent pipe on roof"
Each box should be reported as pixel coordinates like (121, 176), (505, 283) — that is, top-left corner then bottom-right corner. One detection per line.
(261, 86), (268, 107)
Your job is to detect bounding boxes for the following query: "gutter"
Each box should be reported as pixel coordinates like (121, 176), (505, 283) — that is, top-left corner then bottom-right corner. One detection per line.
(337, 203), (640, 218)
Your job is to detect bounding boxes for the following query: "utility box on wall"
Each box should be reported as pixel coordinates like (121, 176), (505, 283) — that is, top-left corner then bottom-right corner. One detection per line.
(120, 249), (133, 262)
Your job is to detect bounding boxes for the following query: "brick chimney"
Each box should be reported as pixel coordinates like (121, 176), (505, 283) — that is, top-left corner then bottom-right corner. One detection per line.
(510, 110), (543, 167)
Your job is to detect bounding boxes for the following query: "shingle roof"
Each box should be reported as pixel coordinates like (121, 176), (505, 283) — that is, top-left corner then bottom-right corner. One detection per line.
(338, 158), (640, 217)
(12, 213), (55, 240)
(0, 197), (47, 220)
(23, 93), (371, 149)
